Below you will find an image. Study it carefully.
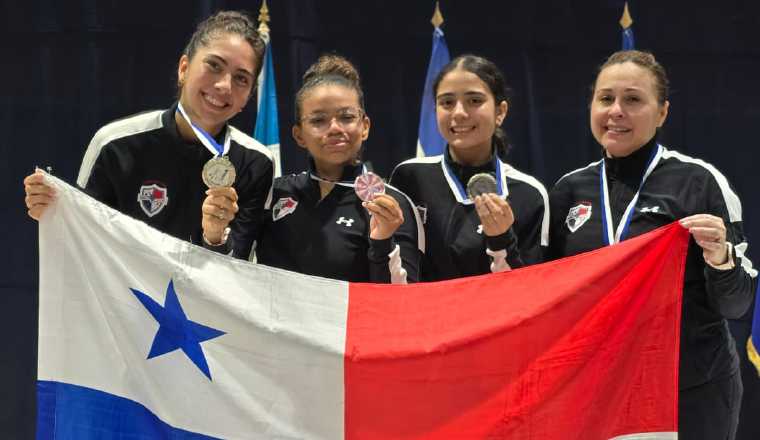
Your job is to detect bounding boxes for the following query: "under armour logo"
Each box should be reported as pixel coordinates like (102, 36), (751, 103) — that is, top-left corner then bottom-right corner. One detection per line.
(477, 225), (483, 234)
(640, 206), (661, 213)
(336, 217), (355, 227)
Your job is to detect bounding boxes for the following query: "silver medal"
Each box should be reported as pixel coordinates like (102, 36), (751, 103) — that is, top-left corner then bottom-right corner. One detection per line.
(466, 173), (498, 199)
(202, 156), (236, 188)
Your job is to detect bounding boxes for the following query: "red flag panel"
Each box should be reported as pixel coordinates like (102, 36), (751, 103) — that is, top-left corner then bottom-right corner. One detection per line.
(345, 223), (688, 439)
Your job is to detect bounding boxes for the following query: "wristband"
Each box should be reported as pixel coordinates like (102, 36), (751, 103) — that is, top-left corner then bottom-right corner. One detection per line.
(203, 227), (230, 246)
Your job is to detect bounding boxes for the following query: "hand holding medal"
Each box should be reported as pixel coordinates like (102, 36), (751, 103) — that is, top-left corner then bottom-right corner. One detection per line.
(177, 102), (239, 244)
(468, 173), (514, 237)
(355, 172), (404, 240)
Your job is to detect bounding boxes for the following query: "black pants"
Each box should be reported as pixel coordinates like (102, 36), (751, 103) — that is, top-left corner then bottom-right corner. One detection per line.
(680, 372), (742, 440)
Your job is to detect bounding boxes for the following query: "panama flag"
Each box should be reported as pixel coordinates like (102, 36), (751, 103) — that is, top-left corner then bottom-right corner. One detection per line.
(254, 32), (281, 177)
(37, 174), (687, 439)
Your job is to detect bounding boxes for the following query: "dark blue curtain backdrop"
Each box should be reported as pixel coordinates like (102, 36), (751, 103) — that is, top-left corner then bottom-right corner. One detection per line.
(2, 0), (758, 437)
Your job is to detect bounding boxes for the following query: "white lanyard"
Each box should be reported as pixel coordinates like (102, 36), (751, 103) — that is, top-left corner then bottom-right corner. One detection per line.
(599, 144), (662, 245)
(308, 164), (369, 188)
(176, 102), (231, 157)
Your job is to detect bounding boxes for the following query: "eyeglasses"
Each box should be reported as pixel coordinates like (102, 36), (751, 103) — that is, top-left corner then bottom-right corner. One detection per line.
(301, 108), (364, 131)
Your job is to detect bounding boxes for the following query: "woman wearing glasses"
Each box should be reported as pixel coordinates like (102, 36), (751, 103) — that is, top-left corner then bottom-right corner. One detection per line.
(253, 55), (422, 283)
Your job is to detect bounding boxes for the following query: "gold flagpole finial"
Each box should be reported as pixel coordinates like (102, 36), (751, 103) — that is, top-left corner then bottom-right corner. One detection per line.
(619, 2), (633, 29)
(258, 0), (271, 36)
(431, 1), (444, 29)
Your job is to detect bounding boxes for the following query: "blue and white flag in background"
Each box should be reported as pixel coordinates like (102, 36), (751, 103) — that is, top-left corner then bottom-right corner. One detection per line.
(254, 5), (281, 177)
(416, 3), (451, 158)
(748, 281), (760, 375)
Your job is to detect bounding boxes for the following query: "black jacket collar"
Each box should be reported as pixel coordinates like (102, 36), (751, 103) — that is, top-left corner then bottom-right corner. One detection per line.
(603, 136), (658, 184)
(444, 145), (497, 187)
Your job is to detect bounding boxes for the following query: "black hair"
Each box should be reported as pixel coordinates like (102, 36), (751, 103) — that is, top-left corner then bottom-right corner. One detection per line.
(178, 11), (266, 95)
(294, 54), (365, 123)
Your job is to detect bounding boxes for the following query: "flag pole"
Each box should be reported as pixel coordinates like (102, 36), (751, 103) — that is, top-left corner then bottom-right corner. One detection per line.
(619, 2), (635, 50)
(257, 0), (270, 39)
(431, 0), (443, 28)
(254, 0), (282, 177)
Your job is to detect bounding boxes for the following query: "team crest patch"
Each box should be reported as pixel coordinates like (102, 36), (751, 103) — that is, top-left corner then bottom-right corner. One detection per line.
(566, 202), (592, 233)
(137, 183), (168, 217)
(273, 197), (298, 221)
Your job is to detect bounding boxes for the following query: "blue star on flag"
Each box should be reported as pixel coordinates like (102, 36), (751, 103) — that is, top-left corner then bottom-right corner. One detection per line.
(130, 280), (225, 380)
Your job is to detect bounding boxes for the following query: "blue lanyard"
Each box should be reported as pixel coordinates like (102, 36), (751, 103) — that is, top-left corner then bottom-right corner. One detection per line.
(176, 102), (230, 157)
(599, 144), (662, 245)
(441, 154), (505, 205)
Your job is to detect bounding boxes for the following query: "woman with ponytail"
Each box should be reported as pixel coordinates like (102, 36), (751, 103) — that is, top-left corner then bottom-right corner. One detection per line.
(254, 55), (422, 283)
(548, 50), (756, 438)
(390, 55), (548, 281)
(23, 11), (274, 258)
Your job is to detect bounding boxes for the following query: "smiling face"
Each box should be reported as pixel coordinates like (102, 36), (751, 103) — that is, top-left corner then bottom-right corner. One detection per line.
(292, 84), (370, 179)
(435, 68), (508, 166)
(590, 61), (669, 158)
(177, 32), (257, 135)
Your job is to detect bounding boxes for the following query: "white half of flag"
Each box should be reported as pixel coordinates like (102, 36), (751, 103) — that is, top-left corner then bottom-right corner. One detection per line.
(38, 175), (347, 439)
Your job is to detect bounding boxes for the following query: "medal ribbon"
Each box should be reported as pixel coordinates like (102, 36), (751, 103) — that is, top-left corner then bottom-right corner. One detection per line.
(441, 154), (505, 205)
(177, 102), (231, 157)
(309, 164), (370, 188)
(599, 144), (662, 245)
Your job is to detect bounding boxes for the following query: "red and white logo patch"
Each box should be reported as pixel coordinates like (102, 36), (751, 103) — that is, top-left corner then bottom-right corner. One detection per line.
(566, 202), (592, 233)
(272, 197), (298, 221)
(137, 183), (169, 217)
